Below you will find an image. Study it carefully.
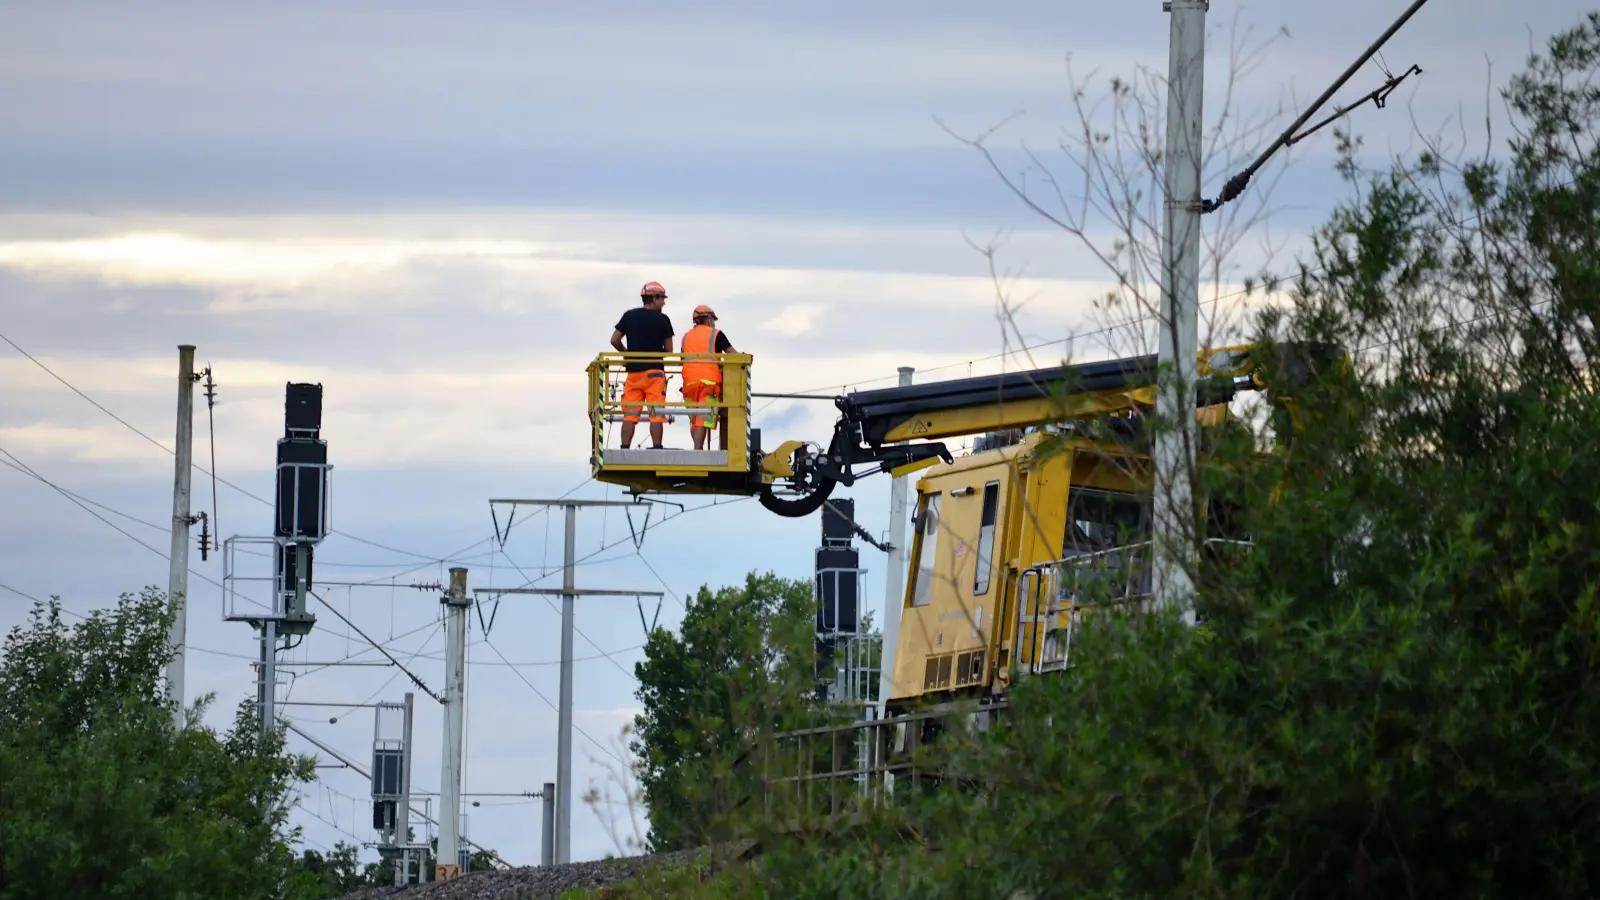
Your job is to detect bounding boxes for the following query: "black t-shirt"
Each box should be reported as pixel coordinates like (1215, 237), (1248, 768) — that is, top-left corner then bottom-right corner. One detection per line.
(615, 307), (674, 371)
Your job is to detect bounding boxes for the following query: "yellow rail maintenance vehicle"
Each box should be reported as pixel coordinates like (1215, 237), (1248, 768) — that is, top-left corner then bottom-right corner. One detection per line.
(585, 340), (1345, 815)
(586, 342), (1340, 697)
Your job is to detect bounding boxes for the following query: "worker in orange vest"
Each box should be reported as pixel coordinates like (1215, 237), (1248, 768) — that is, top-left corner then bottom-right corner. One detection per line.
(679, 304), (736, 451)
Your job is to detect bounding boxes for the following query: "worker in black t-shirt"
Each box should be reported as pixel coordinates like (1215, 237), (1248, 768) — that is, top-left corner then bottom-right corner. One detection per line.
(610, 281), (675, 449)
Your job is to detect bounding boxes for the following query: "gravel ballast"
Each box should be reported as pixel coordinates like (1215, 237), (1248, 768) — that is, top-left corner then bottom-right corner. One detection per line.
(339, 842), (755, 900)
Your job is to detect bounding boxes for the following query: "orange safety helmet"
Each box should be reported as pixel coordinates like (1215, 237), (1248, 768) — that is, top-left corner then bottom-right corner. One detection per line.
(640, 281), (668, 298)
(693, 304), (717, 319)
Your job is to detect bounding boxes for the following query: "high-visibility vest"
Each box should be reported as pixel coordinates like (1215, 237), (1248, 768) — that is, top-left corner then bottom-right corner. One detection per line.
(681, 324), (723, 385)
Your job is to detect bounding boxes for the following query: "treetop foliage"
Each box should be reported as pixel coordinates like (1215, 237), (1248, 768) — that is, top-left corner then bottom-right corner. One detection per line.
(628, 571), (821, 855)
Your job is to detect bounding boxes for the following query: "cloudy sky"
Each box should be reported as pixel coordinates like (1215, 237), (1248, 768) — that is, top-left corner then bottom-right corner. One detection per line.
(1, 0), (1587, 869)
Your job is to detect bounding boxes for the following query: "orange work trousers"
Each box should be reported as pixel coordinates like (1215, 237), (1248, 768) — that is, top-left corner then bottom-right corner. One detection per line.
(621, 370), (668, 424)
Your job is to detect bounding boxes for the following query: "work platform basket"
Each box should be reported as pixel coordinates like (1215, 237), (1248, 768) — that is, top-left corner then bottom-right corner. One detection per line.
(586, 351), (761, 496)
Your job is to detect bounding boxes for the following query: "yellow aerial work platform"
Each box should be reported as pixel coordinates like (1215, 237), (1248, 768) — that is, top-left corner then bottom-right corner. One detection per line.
(586, 341), (1349, 518)
(586, 351), (770, 497)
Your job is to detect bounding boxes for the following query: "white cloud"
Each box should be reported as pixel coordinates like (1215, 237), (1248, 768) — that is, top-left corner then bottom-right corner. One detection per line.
(0, 211), (1284, 476)
(757, 302), (824, 338)
(0, 231), (601, 297)
(0, 208), (1285, 530)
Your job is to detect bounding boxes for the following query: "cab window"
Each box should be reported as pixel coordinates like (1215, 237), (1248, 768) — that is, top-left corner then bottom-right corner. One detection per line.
(908, 493), (942, 607)
(973, 481), (1000, 595)
(1062, 487), (1149, 557)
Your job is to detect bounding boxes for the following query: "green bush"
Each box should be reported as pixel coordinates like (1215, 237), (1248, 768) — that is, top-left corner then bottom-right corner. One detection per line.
(0, 589), (322, 900)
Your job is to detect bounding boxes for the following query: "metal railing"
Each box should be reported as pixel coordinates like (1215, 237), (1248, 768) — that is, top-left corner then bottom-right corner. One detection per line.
(585, 351), (754, 472)
(815, 565), (867, 637)
(275, 459), (331, 542)
(761, 701), (985, 829)
(1017, 537), (1253, 674)
(222, 535), (293, 622)
(818, 631), (881, 709)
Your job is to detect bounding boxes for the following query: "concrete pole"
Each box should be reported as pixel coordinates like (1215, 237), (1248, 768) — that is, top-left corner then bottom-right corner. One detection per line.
(876, 366), (914, 712)
(439, 567), (470, 878)
(165, 344), (196, 725)
(556, 504), (576, 864)
(398, 691), (415, 886)
(1152, 0), (1207, 619)
(541, 781), (556, 867)
(261, 619), (278, 734)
